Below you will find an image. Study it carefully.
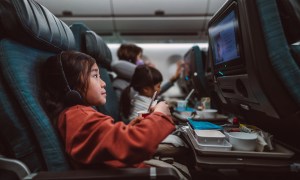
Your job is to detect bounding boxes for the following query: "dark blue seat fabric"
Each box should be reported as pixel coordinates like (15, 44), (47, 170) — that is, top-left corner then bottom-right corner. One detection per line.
(70, 23), (120, 121)
(290, 45), (300, 67)
(0, 39), (70, 172)
(0, 0), (75, 172)
(189, 46), (208, 98)
(0, 66), (45, 173)
(69, 23), (90, 52)
(256, 0), (300, 107)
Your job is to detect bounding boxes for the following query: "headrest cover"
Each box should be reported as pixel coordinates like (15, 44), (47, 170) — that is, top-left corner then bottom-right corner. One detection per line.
(0, 0), (75, 52)
(111, 61), (137, 80)
(84, 31), (112, 70)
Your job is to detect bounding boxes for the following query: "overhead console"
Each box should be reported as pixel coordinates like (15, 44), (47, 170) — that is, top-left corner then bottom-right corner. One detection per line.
(35, 0), (227, 42)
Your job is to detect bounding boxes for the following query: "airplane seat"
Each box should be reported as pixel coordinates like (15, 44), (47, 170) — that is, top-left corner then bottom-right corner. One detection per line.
(277, 0), (300, 66)
(187, 45), (209, 99)
(110, 60), (137, 123)
(0, 0), (75, 174)
(277, 0), (300, 45)
(255, 0), (300, 111)
(70, 23), (120, 121)
(290, 45), (300, 67)
(241, 0), (300, 151)
(111, 60), (137, 100)
(237, 0), (300, 149)
(0, 0), (179, 179)
(249, 0), (300, 152)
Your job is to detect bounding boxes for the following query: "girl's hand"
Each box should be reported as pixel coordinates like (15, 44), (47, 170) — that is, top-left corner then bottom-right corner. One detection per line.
(153, 101), (171, 116)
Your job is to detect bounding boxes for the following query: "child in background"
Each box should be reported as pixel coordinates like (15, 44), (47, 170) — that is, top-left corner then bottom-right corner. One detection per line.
(120, 65), (190, 177)
(120, 65), (163, 121)
(41, 51), (175, 169)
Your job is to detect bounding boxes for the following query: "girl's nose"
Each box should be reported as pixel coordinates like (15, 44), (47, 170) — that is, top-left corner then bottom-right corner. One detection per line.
(100, 79), (106, 87)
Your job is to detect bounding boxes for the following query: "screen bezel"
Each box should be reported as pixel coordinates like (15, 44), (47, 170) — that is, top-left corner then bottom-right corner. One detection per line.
(208, 1), (245, 76)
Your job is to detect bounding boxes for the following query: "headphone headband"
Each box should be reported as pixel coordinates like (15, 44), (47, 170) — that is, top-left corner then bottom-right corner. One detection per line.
(58, 51), (82, 106)
(58, 51), (72, 92)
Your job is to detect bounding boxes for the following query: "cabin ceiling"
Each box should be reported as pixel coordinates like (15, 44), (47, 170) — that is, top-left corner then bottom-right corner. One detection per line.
(36, 0), (227, 43)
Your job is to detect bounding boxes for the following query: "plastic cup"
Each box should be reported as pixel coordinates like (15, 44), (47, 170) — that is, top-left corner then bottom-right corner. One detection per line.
(177, 100), (187, 111)
(137, 110), (150, 118)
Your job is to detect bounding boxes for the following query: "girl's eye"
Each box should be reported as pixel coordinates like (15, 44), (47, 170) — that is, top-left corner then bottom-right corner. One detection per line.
(93, 74), (98, 78)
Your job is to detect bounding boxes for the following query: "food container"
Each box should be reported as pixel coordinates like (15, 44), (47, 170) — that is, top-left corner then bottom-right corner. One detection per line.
(194, 130), (225, 145)
(187, 127), (232, 151)
(196, 109), (218, 119)
(227, 132), (258, 151)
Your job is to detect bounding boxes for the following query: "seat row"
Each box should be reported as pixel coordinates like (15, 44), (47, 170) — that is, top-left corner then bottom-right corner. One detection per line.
(0, 0), (179, 179)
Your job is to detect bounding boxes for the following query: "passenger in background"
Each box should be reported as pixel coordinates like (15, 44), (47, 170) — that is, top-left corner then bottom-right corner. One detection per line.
(120, 65), (163, 121)
(142, 54), (183, 95)
(111, 43), (144, 99)
(117, 43), (144, 65)
(141, 55), (155, 67)
(120, 65), (190, 175)
(112, 43), (183, 99)
(41, 51), (175, 169)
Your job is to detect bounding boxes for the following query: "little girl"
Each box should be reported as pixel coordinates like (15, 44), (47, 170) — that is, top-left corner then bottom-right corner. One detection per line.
(42, 51), (175, 169)
(120, 65), (163, 121)
(120, 65), (190, 175)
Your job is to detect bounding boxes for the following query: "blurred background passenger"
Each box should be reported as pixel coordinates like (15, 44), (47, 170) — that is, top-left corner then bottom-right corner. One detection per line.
(120, 65), (163, 122)
(117, 43), (144, 65)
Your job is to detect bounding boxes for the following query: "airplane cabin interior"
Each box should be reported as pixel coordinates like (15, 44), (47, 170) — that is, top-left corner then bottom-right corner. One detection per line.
(0, 0), (300, 179)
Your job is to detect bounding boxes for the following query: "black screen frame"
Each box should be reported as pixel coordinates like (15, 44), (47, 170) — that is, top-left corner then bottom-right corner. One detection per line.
(208, 1), (245, 77)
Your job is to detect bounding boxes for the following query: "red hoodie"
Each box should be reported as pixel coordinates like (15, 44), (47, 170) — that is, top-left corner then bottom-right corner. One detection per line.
(57, 105), (175, 168)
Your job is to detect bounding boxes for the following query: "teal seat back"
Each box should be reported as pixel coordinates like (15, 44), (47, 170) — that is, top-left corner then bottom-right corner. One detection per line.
(0, 0), (76, 172)
(256, 0), (300, 107)
(189, 46), (209, 98)
(0, 40), (70, 171)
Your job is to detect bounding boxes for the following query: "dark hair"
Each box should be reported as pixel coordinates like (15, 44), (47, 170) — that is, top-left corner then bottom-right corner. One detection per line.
(42, 51), (96, 123)
(117, 43), (143, 64)
(120, 65), (163, 119)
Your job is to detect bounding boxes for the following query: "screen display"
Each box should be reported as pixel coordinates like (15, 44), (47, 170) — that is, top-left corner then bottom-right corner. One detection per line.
(209, 10), (240, 66)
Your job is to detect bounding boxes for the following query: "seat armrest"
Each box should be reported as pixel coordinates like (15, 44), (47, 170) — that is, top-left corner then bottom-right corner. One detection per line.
(0, 156), (31, 179)
(33, 167), (179, 180)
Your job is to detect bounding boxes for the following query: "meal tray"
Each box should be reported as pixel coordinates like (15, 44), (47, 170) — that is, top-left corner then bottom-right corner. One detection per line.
(182, 126), (294, 159)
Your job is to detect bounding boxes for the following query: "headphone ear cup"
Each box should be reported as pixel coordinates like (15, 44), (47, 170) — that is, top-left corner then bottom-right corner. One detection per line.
(65, 90), (82, 106)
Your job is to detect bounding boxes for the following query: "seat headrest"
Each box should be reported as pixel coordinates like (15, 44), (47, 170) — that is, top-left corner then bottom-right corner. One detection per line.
(70, 23), (112, 70)
(84, 31), (112, 70)
(69, 23), (90, 51)
(111, 61), (137, 80)
(0, 0), (75, 52)
(278, 0), (300, 44)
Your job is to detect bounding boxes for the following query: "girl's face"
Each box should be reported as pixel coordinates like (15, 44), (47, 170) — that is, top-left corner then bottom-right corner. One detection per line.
(85, 63), (106, 106)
